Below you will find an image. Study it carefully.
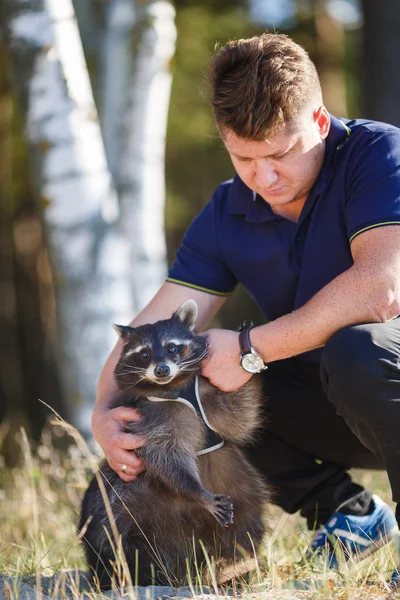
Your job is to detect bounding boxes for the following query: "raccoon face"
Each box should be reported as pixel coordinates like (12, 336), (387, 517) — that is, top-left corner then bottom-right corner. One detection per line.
(113, 300), (209, 395)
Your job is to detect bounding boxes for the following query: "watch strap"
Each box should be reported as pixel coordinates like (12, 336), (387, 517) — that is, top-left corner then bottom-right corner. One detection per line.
(238, 323), (254, 356)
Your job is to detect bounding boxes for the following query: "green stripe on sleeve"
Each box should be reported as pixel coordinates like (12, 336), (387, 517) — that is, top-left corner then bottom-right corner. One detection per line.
(165, 278), (233, 297)
(349, 221), (400, 243)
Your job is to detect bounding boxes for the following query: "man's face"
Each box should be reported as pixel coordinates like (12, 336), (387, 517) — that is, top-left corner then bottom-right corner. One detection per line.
(222, 107), (330, 214)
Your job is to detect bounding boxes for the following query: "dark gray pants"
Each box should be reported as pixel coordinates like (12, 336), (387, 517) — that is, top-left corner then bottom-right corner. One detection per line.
(245, 319), (400, 528)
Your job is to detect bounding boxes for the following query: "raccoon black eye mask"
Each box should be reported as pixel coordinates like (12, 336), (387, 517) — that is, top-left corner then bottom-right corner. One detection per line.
(113, 305), (221, 453)
(112, 305), (209, 393)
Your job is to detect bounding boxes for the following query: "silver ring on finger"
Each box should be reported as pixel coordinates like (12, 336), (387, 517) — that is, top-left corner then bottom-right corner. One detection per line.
(121, 464), (127, 474)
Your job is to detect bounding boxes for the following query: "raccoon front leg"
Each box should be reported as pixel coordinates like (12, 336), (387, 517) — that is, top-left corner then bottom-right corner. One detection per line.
(199, 377), (263, 445)
(139, 443), (234, 527)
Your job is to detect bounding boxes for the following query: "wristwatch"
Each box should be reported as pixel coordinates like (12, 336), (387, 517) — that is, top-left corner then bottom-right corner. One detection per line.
(238, 322), (267, 374)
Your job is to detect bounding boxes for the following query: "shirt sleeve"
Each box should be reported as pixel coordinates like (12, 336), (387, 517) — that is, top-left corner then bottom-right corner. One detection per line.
(167, 185), (238, 296)
(345, 128), (400, 243)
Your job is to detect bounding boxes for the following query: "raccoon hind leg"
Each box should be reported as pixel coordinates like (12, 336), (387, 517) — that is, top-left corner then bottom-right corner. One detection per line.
(80, 466), (166, 588)
(138, 404), (234, 526)
(138, 439), (233, 527)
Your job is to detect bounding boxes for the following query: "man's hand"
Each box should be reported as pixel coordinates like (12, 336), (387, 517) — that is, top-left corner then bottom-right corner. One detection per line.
(92, 404), (146, 482)
(200, 328), (252, 391)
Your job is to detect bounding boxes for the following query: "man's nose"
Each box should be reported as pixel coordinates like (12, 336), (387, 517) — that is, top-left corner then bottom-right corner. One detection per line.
(255, 160), (278, 188)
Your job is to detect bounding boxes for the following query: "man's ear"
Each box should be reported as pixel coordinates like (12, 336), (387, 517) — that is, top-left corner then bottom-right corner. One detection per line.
(314, 105), (330, 139)
(172, 300), (198, 331)
(113, 324), (135, 339)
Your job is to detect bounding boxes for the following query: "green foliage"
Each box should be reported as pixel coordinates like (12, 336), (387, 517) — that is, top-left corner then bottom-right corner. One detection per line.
(174, 0), (246, 10)
(165, 4), (264, 260)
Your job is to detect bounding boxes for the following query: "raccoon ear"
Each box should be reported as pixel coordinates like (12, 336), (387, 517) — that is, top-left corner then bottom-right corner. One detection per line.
(173, 300), (198, 331)
(113, 324), (135, 339)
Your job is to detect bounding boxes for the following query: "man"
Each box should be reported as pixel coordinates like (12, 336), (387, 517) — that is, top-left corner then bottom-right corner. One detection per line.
(92, 33), (400, 569)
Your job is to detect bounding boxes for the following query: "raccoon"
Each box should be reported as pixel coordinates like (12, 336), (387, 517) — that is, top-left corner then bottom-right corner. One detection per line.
(80, 300), (269, 588)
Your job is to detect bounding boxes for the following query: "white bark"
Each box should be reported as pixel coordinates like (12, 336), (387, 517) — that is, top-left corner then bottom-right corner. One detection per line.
(10, 0), (134, 437)
(101, 0), (136, 182)
(119, 0), (177, 311)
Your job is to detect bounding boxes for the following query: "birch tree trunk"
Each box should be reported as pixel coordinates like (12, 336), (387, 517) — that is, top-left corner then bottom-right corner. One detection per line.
(10, 0), (134, 438)
(119, 0), (176, 311)
(101, 0), (136, 183)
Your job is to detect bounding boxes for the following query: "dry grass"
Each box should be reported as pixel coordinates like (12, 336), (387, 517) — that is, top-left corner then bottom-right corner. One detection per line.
(0, 420), (399, 599)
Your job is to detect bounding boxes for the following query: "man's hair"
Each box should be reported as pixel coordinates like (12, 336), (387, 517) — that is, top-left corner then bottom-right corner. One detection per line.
(209, 33), (322, 140)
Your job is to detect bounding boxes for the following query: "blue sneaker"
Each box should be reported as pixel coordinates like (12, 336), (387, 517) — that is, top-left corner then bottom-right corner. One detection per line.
(389, 570), (400, 589)
(310, 495), (398, 567)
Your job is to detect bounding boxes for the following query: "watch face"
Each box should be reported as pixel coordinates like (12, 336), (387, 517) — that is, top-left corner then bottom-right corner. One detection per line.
(241, 353), (265, 373)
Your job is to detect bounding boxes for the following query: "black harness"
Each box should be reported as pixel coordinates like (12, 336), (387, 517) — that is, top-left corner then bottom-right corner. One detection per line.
(147, 376), (224, 455)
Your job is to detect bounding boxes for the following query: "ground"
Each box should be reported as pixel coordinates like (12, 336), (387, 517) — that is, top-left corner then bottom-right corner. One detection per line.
(0, 425), (398, 599)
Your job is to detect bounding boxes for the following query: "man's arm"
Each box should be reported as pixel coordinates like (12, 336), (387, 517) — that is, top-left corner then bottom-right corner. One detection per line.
(93, 281), (226, 481)
(201, 226), (400, 391)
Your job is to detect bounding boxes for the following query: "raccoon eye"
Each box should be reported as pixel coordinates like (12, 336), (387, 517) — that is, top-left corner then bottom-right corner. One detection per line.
(168, 344), (177, 355)
(140, 349), (150, 359)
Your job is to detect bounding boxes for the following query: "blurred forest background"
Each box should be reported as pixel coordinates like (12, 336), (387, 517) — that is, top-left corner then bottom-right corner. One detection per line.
(1, 0), (400, 461)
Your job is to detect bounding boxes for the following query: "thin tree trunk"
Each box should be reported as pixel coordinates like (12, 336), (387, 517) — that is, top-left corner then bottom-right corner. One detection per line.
(101, 0), (136, 183)
(0, 42), (24, 433)
(119, 0), (176, 311)
(295, 0), (348, 117)
(10, 0), (134, 437)
(314, 0), (348, 117)
(362, 0), (400, 126)
(0, 39), (62, 460)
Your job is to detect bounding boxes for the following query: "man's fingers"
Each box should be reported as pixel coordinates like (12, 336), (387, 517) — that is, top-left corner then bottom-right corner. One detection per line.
(107, 450), (145, 482)
(111, 405), (142, 422)
(118, 472), (137, 483)
(118, 433), (147, 450)
(105, 462), (139, 483)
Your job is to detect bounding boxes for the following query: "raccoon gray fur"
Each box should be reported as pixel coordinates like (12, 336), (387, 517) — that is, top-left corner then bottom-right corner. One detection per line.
(80, 300), (269, 589)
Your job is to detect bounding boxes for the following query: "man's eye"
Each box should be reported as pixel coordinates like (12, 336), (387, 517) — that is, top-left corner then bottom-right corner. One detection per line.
(274, 151), (290, 160)
(168, 344), (177, 354)
(140, 349), (149, 359)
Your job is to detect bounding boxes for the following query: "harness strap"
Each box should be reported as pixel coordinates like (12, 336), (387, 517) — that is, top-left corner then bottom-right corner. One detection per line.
(147, 376), (224, 455)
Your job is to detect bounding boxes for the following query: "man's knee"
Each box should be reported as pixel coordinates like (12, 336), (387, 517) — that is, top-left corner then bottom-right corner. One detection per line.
(321, 323), (380, 377)
(321, 323), (400, 400)
(321, 323), (400, 459)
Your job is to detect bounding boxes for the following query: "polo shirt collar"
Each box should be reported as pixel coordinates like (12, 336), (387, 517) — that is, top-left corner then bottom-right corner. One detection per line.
(228, 174), (276, 222)
(227, 114), (351, 223)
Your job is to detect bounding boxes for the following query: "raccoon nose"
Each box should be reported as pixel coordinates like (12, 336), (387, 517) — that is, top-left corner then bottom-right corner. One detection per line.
(154, 363), (171, 378)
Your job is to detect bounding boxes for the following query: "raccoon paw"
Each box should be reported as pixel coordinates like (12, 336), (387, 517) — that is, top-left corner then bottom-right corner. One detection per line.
(207, 494), (234, 527)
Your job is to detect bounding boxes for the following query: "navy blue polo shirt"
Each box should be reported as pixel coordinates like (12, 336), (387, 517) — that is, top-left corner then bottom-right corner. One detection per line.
(167, 115), (400, 362)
